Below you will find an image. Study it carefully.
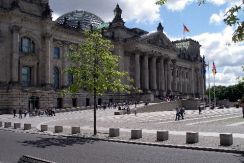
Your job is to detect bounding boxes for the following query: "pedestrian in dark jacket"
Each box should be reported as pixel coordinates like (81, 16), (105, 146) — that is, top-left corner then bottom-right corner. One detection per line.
(19, 109), (22, 119)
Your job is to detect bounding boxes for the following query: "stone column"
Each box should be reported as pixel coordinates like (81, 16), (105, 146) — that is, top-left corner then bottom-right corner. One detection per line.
(11, 25), (21, 84)
(135, 53), (140, 89)
(159, 57), (165, 91)
(167, 60), (171, 92)
(150, 57), (157, 90)
(43, 33), (53, 86)
(191, 67), (195, 96)
(142, 55), (149, 90)
(172, 60), (177, 92)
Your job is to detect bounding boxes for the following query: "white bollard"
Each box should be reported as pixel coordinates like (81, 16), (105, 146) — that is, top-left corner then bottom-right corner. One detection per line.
(157, 131), (169, 141)
(14, 123), (21, 129)
(41, 125), (48, 132)
(109, 128), (120, 137)
(24, 124), (31, 130)
(186, 132), (199, 144)
(131, 129), (142, 139)
(4, 122), (11, 128)
(54, 126), (63, 133)
(220, 133), (233, 146)
(71, 127), (80, 134)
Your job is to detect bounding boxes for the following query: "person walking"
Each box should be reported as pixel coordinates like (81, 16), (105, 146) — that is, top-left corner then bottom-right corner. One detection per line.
(198, 105), (202, 114)
(180, 107), (185, 119)
(19, 109), (22, 119)
(13, 109), (17, 118)
(175, 107), (180, 121)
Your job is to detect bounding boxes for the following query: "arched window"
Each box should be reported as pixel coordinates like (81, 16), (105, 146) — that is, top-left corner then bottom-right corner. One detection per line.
(20, 37), (35, 54)
(53, 67), (60, 89)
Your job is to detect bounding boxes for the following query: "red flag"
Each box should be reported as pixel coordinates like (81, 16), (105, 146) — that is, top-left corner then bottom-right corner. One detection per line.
(183, 24), (190, 33)
(212, 62), (217, 76)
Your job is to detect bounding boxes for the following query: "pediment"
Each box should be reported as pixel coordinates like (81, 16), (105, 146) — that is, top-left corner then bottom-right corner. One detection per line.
(139, 32), (175, 50)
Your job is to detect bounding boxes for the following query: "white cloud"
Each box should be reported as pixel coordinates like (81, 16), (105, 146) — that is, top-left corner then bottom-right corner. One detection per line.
(49, 0), (161, 23)
(192, 26), (244, 86)
(209, 11), (224, 25)
(165, 0), (192, 11)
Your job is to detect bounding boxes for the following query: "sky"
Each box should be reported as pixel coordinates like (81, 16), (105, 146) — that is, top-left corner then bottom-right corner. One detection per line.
(49, 0), (244, 87)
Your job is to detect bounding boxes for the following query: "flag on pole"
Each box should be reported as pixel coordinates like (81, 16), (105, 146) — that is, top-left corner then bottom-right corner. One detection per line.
(183, 24), (190, 33)
(212, 62), (217, 76)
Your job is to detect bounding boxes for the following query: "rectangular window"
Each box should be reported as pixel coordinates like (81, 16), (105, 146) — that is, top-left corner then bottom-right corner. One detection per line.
(21, 67), (32, 87)
(72, 98), (77, 107)
(53, 47), (60, 59)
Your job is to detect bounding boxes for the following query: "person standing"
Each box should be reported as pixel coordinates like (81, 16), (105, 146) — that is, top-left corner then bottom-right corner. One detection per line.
(19, 109), (22, 119)
(180, 107), (185, 119)
(13, 109), (17, 118)
(198, 106), (202, 114)
(175, 107), (180, 121)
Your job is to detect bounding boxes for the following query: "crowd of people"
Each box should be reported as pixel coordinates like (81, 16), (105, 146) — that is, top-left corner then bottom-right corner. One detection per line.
(13, 108), (56, 118)
(175, 107), (185, 121)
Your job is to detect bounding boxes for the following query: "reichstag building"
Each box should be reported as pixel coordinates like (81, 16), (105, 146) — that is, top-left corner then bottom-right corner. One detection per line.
(0, 0), (206, 113)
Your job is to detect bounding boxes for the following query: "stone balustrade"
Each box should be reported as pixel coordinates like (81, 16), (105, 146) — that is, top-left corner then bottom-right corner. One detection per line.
(71, 127), (80, 134)
(157, 130), (169, 141)
(109, 128), (120, 137)
(131, 129), (142, 139)
(220, 133), (233, 146)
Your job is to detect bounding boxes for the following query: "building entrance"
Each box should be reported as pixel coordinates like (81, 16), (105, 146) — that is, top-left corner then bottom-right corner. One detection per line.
(28, 96), (39, 112)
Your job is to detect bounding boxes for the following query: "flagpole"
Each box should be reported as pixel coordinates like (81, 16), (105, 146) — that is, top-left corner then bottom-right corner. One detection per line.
(214, 74), (216, 108)
(208, 61), (211, 107)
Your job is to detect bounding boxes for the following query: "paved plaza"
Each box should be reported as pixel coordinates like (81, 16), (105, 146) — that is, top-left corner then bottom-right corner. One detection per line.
(1, 106), (244, 151)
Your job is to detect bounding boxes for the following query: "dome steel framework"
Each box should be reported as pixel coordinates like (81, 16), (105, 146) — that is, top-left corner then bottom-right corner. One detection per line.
(56, 10), (104, 30)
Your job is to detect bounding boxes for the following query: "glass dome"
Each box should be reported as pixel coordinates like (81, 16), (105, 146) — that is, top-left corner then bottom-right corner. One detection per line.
(56, 10), (104, 30)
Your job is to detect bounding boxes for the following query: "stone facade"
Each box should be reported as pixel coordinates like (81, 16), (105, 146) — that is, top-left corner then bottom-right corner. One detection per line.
(0, 0), (205, 113)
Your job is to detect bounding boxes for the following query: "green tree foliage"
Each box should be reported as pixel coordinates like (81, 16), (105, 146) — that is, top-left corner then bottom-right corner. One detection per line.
(63, 29), (133, 135)
(64, 30), (132, 96)
(156, 0), (244, 42)
(206, 82), (244, 102)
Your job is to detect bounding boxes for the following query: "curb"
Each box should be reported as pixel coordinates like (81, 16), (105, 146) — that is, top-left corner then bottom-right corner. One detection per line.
(1, 127), (244, 155)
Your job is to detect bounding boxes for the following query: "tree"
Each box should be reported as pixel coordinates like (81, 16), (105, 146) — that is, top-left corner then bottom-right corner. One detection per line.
(156, 0), (244, 42)
(63, 30), (133, 135)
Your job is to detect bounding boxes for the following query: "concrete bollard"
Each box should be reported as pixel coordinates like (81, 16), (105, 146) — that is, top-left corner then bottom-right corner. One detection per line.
(14, 123), (21, 129)
(4, 122), (11, 128)
(220, 133), (233, 146)
(0, 121), (2, 127)
(131, 129), (142, 139)
(186, 132), (199, 144)
(109, 128), (120, 137)
(54, 126), (63, 133)
(157, 130), (169, 141)
(41, 125), (48, 132)
(71, 127), (80, 134)
(24, 124), (31, 130)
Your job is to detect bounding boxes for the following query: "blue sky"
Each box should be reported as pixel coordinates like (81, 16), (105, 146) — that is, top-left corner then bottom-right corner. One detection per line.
(50, 0), (244, 87)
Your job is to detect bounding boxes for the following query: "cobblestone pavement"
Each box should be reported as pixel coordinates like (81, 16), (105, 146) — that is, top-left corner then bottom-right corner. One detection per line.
(1, 106), (244, 151)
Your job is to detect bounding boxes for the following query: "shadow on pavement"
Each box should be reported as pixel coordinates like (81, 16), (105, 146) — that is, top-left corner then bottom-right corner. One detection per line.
(18, 137), (96, 148)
